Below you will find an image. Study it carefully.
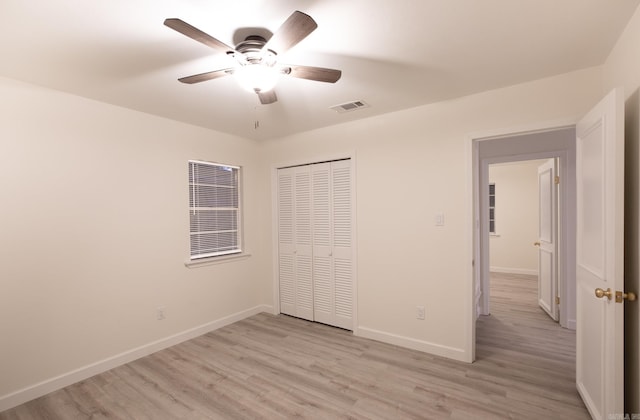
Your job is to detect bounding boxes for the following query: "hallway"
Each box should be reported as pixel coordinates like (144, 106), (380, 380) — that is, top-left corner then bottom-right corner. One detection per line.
(475, 272), (588, 417)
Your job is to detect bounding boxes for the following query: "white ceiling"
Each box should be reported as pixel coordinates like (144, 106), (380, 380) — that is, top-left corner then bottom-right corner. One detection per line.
(1, 0), (638, 141)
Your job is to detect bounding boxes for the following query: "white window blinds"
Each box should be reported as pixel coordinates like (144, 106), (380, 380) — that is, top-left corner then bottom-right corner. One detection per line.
(188, 160), (241, 259)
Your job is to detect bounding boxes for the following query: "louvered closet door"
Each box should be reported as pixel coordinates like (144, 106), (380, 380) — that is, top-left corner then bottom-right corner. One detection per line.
(293, 166), (313, 320)
(331, 160), (353, 330)
(311, 160), (353, 330)
(311, 163), (333, 326)
(277, 166), (313, 321)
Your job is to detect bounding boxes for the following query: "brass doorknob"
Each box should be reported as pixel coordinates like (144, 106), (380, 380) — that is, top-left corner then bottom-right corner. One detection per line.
(595, 288), (612, 300)
(616, 291), (637, 302)
(533, 241), (540, 246)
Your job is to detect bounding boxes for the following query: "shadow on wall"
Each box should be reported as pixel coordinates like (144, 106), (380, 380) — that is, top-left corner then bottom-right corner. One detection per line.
(624, 87), (640, 415)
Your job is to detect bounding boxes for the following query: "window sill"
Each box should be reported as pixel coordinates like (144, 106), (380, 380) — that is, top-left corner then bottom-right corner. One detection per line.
(184, 252), (252, 268)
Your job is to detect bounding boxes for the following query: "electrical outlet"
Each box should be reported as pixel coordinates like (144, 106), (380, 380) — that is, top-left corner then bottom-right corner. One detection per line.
(416, 305), (425, 320)
(156, 306), (166, 320)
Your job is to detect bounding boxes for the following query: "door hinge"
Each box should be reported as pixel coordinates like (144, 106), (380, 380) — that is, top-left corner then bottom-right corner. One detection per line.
(554, 176), (560, 185)
(555, 296), (560, 305)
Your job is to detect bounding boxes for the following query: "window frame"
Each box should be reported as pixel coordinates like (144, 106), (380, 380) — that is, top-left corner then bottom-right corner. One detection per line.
(489, 182), (496, 234)
(188, 160), (243, 261)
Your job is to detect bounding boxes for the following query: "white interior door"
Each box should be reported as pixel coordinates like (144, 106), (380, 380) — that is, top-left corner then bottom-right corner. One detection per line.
(537, 159), (559, 321)
(576, 88), (625, 419)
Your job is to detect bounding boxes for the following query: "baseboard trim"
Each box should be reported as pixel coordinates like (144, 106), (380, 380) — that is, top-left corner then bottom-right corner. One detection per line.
(490, 267), (538, 276)
(0, 304), (273, 413)
(355, 326), (468, 363)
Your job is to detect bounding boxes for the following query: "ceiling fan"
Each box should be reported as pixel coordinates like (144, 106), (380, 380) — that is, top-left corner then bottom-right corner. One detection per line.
(164, 11), (342, 105)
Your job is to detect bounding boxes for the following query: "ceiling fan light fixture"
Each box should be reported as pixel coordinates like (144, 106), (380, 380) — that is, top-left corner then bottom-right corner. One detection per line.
(234, 63), (280, 93)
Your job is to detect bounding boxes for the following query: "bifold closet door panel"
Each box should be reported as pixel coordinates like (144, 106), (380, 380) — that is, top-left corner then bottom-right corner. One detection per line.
(293, 166), (313, 320)
(311, 161), (353, 330)
(277, 166), (313, 321)
(278, 167), (296, 316)
(311, 163), (333, 326)
(331, 160), (353, 330)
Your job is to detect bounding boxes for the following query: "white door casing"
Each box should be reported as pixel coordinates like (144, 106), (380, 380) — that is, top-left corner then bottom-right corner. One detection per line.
(575, 88), (624, 419)
(537, 159), (559, 321)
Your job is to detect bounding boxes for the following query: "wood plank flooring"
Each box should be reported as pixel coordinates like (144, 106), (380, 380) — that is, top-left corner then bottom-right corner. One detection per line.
(1, 273), (589, 419)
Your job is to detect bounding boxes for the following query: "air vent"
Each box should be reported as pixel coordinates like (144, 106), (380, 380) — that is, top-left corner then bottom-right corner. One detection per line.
(330, 100), (370, 113)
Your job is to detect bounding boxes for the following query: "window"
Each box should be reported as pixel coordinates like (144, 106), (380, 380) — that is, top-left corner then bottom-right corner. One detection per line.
(489, 183), (496, 234)
(188, 160), (241, 259)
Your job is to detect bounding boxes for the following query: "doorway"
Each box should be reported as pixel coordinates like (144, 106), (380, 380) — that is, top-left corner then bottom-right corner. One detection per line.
(471, 126), (577, 361)
(488, 159), (558, 321)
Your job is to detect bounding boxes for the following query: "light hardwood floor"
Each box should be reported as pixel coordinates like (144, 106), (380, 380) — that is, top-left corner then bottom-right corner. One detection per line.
(1, 273), (589, 419)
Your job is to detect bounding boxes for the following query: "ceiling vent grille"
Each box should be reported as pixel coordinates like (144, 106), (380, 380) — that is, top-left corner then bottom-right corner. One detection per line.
(330, 100), (370, 113)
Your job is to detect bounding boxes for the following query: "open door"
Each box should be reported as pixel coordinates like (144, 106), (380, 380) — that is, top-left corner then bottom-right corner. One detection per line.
(537, 159), (559, 321)
(576, 88), (626, 419)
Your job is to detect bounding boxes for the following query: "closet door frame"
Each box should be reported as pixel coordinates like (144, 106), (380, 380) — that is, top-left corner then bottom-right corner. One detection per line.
(271, 152), (357, 332)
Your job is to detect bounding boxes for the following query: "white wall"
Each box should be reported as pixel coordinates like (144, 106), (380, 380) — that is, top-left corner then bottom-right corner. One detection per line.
(0, 77), (269, 408)
(602, 4), (640, 414)
(261, 67), (604, 361)
(489, 160), (546, 275)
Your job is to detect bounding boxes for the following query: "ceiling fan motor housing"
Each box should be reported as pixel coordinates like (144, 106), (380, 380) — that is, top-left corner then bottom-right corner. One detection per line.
(235, 36), (277, 65)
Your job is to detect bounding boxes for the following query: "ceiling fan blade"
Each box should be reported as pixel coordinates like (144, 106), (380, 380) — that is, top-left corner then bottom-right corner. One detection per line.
(263, 11), (317, 55)
(164, 18), (236, 54)
(282, 65), (342, 83)
(258, 90), (278, 105)
(178, 68), (234, 84)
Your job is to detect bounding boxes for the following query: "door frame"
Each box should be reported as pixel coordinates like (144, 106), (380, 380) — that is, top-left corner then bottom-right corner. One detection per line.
(468, 122), (577, 361)
(270, 152), (358, 331)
